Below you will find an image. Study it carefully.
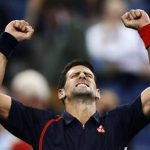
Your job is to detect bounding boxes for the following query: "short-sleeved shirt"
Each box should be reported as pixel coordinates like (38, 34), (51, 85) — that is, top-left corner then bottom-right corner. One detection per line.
(0, 96), (150, 150)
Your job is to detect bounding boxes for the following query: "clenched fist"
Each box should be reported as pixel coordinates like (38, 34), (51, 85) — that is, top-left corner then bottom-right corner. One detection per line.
(4, 20), (34, 41)
(121, 9), (150, 29)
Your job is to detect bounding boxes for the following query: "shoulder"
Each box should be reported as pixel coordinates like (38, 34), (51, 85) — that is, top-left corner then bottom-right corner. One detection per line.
(9, 98), (57, 123)
(107, 97), (141, 116)
(105, 96), (149, 124)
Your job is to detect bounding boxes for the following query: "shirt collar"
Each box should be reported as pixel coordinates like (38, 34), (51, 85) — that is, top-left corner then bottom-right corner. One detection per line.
(61, 111), (100, 125)
(61, 111), (75, 125)
(92, 111), (100, 123)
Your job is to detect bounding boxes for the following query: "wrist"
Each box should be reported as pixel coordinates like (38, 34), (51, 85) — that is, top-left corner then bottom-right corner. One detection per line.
(0, 32), (18, 59)
(138, 24), (150, 49)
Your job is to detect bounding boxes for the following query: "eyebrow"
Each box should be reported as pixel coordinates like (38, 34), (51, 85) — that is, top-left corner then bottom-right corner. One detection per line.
(70, 71), (94, 77)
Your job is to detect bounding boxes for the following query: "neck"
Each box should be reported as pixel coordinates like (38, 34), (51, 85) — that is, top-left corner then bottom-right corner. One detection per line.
(65, 98), (96, 125)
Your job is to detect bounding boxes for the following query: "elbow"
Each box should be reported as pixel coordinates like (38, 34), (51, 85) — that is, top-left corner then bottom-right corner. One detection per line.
(0, 94), (11, 119)
(143, 103), (150, 116)
(141, 87), (150, 116)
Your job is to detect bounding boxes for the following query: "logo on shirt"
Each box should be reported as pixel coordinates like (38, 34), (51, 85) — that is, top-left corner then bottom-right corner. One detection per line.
(97, 125), (105, 134)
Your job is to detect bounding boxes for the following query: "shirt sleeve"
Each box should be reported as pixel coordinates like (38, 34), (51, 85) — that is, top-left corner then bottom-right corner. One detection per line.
(0, 98), (55, 145)
(125, 97), (150, 141)
(109, 96), (150, 143)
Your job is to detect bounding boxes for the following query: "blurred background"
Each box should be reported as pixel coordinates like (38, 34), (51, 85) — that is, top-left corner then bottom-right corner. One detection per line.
(0, 0), (150, 149)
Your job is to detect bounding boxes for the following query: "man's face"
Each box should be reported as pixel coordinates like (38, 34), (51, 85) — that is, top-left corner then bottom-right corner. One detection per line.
(64, 65), (97, 100)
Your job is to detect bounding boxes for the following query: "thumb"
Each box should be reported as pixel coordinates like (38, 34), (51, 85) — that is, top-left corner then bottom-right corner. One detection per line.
(121, 12), (132, 26)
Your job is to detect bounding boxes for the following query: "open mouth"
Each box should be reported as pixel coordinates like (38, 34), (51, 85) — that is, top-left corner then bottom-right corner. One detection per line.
(76, 83), (89, 87)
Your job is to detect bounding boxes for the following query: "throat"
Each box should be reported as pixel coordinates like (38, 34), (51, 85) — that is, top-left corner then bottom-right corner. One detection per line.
(65, 99), (96, 125)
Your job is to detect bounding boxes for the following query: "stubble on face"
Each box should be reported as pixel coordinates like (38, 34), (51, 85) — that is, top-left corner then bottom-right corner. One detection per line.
(71, 84), (94, 100)
(64, 65), (97, 102)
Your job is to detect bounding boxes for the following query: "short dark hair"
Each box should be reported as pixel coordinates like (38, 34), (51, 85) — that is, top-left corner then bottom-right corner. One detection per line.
(58, 59), (95, 89)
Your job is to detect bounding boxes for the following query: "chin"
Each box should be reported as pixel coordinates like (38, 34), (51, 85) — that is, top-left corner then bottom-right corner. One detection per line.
(75, 87), (89, 93)
(72, 89), (94, 98)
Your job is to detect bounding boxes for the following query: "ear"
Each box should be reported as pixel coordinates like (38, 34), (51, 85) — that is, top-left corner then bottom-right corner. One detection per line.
(58, 89), (66, 100)
(95, 89), (101, 101)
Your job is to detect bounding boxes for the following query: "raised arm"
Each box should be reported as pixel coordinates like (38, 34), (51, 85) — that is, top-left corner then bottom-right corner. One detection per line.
(121, 9), (150, 116)
(0, 20), (34, 119)
(121, 9), (150, 59)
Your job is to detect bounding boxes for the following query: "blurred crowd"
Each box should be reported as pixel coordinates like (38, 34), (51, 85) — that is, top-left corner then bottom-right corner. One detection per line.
(0, 0), (150, 149)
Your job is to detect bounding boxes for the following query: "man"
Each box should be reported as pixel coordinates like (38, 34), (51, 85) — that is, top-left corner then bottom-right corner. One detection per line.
(0, 9), (150, 150)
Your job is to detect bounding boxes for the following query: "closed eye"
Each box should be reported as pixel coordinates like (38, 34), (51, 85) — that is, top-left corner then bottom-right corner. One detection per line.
(85, 73), (93, 78)
(70, 72), (80, 78)
(70, 72), (94, 79)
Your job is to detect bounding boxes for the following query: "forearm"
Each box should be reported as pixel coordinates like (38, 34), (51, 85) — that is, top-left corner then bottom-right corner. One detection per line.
(0, 32), (18, 86)
(0, 20), (33, 120)
(121, 9), (150, 116)
(0, 33), (17, 120)
(0, 53), (11, 119)
(0, 53), (7, 86)
(138, 24), (150, 62)
(140, 27), (150, 116)
(0, 55), (11, 120)
(0, 56), (11, 120)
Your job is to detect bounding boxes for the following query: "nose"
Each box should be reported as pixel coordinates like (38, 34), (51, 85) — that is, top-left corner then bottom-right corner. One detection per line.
(79, 72), (86, 79)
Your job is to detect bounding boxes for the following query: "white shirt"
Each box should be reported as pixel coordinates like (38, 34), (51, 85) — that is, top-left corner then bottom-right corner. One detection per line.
(85, 22), (148, 73)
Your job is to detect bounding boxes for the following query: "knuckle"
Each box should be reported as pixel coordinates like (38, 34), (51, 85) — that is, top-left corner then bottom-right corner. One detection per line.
(130, 9), (135, 13)
(25, 21), (29, 25)
(16, 20), (20, 24)
(138, 9), (144, 13)
(20, 20), (25, 22)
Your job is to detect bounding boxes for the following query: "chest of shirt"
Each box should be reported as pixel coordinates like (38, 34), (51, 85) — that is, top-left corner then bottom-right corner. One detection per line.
(38, 119), (126, 150)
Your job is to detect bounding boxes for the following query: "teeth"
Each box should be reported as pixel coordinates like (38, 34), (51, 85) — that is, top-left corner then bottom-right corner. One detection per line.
(76, 83), (88, 87)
